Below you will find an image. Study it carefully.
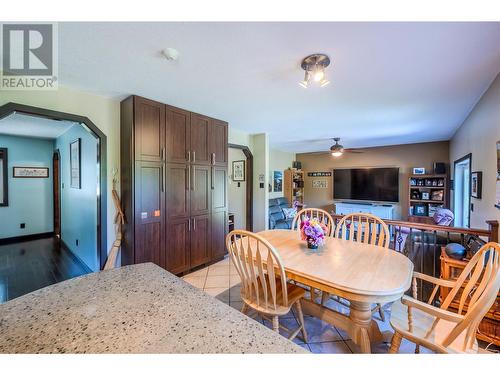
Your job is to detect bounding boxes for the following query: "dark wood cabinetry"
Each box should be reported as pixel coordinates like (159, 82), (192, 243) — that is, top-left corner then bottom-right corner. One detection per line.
(121, 95), (228, 275)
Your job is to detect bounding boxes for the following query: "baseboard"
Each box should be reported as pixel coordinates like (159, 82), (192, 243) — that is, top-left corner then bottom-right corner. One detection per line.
(60, 239), (93, 274)
(0, 232), (54, 245)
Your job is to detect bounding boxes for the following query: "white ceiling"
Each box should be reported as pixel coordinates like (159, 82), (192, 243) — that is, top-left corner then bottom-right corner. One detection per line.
(58, 22), (500, 152)
(0, 113), (78, 139)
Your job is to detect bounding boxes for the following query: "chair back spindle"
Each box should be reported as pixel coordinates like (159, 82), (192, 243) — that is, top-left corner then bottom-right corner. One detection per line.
(291, 208), (334, 236)
(334, 213), (390, 248)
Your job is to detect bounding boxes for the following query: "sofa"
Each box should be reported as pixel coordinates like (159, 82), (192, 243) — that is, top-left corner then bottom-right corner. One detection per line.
(269, 197), (293, 229)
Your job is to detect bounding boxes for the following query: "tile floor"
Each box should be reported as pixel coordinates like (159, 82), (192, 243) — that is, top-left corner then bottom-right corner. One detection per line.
(182, 256), (434, 354)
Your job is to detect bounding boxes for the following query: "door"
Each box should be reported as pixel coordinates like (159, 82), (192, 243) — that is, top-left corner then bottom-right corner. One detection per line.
(191, 165), (211, 216)
(134, 96), (165, 162)
(166, 163), (190, 221)
(165, 219), (190, 274)
(134, 161), (165, 267)
(211, 211), (227, 259)
(53, 151), (61, 238)
(190, 113), (211, 165)
(166, 106), (190, 163)
(212, 166), (228, 212)
(453, 154), (471, 227)
(209, 119), (228, 166)
(190, 214), (211, 268)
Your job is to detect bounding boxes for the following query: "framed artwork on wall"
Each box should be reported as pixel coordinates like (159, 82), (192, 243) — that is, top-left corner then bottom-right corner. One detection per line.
(471, 171), (482, 199)
(12, 166), (49, 178)
(70, 138), (81, 189)
(273, 170), (283, 192)
(232, 160), (245, 181)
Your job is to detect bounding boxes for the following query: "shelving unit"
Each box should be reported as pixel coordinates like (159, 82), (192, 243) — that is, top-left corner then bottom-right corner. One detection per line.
(284, 168), (305, 207)
(408, 174), (449, 224)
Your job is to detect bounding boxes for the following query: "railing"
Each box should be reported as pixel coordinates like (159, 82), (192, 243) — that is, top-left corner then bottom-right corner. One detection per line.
(330, 213), (498, 302)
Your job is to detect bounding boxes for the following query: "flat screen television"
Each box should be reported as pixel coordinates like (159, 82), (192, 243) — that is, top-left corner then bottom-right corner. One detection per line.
(333, 167), (399, 202)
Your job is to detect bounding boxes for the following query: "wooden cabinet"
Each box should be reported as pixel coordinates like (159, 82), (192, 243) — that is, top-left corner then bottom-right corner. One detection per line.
(121, 95), (228, 275)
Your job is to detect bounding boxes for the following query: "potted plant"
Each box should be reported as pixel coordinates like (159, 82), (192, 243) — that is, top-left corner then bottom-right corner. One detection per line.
(299, 217), (327, 249)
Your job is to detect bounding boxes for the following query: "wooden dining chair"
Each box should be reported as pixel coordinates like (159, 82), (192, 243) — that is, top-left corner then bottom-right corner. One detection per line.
(291, 208), (334, 236)
(389, 242), (500, 354)
(226, 230), (308, 342)
(323, 213), (391, 320)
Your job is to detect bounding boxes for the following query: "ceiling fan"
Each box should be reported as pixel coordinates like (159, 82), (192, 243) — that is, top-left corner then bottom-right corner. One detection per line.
(329, 137), (364, 157)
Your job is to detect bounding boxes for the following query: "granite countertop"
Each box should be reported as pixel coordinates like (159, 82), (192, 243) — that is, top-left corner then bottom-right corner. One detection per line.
(0, 263), (305, 354)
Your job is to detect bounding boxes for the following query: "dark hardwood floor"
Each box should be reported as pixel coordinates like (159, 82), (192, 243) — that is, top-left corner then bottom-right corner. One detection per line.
(0, 237), (90, 303)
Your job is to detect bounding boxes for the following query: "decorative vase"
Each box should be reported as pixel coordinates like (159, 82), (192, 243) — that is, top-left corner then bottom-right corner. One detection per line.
(307, 241), (318, 250)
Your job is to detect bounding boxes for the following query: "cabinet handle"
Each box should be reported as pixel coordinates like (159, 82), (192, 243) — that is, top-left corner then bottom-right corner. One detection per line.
(192, 165), (195, 191)
(188, 218), (191, 232)
(161, 165), (164, 192)
(187, 151), (191, 163)
(211, 153), (215, 165)
(187, 165), (191, 191)
(161, 147), (165, 161)
(211, 167), (215, 190)
(193, 217), (196, 231)
(192, 151), (196, 163)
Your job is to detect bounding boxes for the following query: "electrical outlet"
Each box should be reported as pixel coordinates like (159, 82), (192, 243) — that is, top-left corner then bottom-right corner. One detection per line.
(20, 223), (25, 229)
(76, 239), (79, 246)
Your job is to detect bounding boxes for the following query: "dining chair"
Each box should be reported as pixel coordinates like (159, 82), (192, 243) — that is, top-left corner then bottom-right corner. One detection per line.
(389, 242), (500, 354)
(226, 230), (308, 342)
(291, 208), (334, 236)
(323, 212), (391, 320)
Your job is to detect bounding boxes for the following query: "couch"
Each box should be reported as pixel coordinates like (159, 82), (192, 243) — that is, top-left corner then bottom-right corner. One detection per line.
(269, 197), (293, 229)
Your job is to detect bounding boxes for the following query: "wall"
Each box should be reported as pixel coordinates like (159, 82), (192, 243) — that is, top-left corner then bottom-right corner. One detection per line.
(252, 133), (269, 231)
(450, 73), (500, 229)
(297, 141), (450, 220)
(269, 148), (296, 199)
(55, 125), (98, 271)
(228, 147), (247, 229)
(0, 86), (120, 255)
(0, 135), (54, 238)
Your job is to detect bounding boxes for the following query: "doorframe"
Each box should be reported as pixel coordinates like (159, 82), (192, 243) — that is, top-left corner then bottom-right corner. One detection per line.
(453, 153), (472, 228)
(0, 102), (108, 270)
(228, 143), (253, 231)
(53, 150), (61, 238)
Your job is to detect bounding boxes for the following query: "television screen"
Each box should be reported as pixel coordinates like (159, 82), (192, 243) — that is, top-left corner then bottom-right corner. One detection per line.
(333, 167), (399, 202)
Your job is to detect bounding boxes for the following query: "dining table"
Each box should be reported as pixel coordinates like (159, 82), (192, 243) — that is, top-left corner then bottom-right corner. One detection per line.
(257, 229), (414, 353)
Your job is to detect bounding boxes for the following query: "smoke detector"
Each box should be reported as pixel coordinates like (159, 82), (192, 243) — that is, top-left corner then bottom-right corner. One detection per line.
(161, 48), (180, 61)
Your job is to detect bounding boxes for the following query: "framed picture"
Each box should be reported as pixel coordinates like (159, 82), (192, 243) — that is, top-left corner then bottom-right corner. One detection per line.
(413, 167), (426, 175)
(232, 160), (245, 181)
(273, 171), (283, 192)
(413, 203), (427, 216)
(431, 190), (444, 201)
(471, 171), (482, 199)
(70, 138), (81, 189)
(13, 166), (49, 178)
(312, 179), (327, 188)
(421, 191), (430, 200)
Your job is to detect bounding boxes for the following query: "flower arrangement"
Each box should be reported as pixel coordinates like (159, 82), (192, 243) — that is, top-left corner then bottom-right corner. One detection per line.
(300, 217), (327, 249)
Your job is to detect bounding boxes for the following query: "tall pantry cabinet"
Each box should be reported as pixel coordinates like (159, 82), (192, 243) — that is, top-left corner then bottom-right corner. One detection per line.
(120, 95), (228, 274)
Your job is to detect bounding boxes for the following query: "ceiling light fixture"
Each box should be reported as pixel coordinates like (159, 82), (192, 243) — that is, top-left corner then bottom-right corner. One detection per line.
(330, 137), (344, 157)
(299, 54), (330, 88)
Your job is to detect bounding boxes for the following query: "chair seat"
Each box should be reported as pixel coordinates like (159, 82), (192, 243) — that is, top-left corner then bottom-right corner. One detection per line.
(390, 299), (478, 353)
(242, 277), (305, 316)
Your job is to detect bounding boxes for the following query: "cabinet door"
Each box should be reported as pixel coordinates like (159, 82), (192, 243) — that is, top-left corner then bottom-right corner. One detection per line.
(134, 161), (165, 267)
(166, 163), (190, 221)
(211, 210), (227, 260)
(165, 219), (190, 274)
(134, 97), (165, 162)
(209, 119), (228, 166)
(211, 166), (228, 212)
(190, 214), (211, 268)
(166, 106), (190, 163)
(191, 165), (211, 217)
(190, 113), (211, 165)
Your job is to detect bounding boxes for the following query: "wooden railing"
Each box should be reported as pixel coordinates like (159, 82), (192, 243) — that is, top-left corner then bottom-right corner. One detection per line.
(329, 213), (498, 302)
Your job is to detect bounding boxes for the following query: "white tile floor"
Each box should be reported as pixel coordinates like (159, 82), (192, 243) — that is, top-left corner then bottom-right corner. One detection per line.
(182, 256), (433, 354)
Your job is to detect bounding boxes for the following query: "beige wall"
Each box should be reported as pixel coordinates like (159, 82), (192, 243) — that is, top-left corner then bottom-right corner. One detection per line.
(269, 148), (296, 199)
(450, 73), (500, 229)
(228, 148), (247, 229)
(0, 86), (120, 254)
(297, 141), (450, 220)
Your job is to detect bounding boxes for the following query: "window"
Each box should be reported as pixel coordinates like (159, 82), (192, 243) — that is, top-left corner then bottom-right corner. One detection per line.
(0, 148), (7, 206)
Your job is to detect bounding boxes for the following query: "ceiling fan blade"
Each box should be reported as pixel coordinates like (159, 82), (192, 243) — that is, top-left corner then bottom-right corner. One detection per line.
(344, 149), (364, 153)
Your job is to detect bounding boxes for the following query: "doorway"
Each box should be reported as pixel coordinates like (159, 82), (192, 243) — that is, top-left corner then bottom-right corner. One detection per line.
(228, 143), (253, 231)
(453, 153), (471, 227)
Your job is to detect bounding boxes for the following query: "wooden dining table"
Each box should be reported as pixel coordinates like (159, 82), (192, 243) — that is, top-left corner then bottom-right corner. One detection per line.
(257, 229), (414, 353)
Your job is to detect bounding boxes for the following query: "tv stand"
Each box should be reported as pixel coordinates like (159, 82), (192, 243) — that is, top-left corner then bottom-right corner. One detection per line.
(334, 201), (394, 220)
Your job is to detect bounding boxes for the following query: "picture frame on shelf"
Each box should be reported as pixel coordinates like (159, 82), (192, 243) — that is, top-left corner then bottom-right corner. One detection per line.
(413, 167), (425, 175)
(413, 203), (427, 216)
(431, 190), (444, 201)
(471, 171), (482, 199)
(421, 191), (430, 200)
(232, 160), (245, 181)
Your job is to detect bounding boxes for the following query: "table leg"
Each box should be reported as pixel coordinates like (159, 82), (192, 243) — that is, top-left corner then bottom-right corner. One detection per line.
(349, 301), (383, 354)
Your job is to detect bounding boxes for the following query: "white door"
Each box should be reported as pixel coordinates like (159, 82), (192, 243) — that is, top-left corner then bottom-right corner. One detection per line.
(454, 155), (471, 227)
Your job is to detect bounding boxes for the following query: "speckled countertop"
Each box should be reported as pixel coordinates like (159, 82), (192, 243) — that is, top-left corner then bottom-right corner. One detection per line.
(0, 263), (305, 353)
